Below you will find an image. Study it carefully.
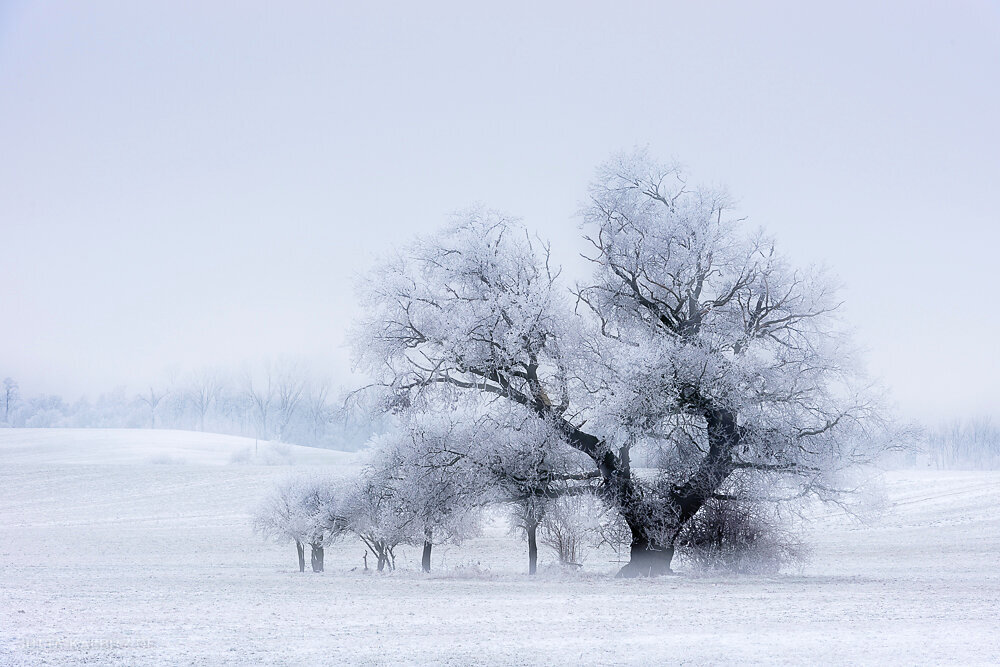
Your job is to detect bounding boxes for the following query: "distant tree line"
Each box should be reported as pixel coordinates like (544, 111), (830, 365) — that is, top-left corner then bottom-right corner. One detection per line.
(0, 363), (380, 451)
(876, 417), (999, 470)
(920, 418), (1000, 470)
(254, 467), (610, 575)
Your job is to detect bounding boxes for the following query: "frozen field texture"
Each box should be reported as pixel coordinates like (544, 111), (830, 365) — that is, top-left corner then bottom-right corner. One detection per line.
(1, 429), (998, 665)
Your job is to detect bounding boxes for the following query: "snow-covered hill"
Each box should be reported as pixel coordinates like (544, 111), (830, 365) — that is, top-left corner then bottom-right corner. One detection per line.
(1, 429), (997, 665)
(0, 427), (358, 466)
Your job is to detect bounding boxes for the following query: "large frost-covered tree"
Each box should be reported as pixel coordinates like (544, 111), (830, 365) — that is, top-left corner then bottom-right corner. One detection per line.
(353, 150), (889, 576)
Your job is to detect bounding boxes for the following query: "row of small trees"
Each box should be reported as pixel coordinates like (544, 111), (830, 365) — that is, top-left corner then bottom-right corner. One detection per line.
(254, 424), (805, 575)
(253, 471), (804, 575)
(0, 365), (380, 450)
(253, 467), (617, 575)
(253, 415), (620, 574)
(254, 470), (467, 574)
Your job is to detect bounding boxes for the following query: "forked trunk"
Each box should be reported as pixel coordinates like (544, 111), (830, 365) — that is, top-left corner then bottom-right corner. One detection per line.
(310, 543), (324, 572)
(614, 404), (739, 577)
(295, 540), (305, 573)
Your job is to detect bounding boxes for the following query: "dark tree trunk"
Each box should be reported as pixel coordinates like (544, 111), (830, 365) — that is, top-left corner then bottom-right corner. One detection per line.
(296, 540), (305, 572)
(540, 385), (741, 578)
(673, 406), (740, 526)
(527, 518), (539, 575)
(600, 468), (678, 578)
(616, 527), (674, 578)
(310, 543), (324, 572)
(377, 553), (386, 572)
(614, 405), (740, 577)
(421, 527), (433, 573)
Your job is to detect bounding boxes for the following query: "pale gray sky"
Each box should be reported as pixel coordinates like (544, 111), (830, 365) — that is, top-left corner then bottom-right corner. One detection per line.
(2, 1), (998, 422)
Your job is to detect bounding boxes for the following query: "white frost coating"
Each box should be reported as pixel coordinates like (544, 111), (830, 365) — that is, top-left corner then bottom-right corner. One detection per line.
(0, 428), (997, 664)
(350, 152), (899, 574)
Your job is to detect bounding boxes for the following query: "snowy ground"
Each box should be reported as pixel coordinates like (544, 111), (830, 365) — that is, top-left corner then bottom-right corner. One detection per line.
(1, 429), (998, 665)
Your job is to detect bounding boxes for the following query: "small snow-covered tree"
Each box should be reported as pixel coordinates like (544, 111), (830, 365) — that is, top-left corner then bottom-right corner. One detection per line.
(490, 419), (595, 575)
(509, 495), (546, 575)
(253, 474), (348, 572)
(272, 363), (307, 442)
(299, 475), (350, 572)
(366, 401), (594, 575)
(538, 494), (606, 568)
(675, 497), (808, 574)
(243, 369), (275, 441)
(367, 420), (484, 572)
(353, 152), (893, 577)
(184, 370), (224, 432)
(342, 472), (417, 572)
(136, 386), (168, 429)
(253, 477), (312, 572)
(303, 380), (334, 444)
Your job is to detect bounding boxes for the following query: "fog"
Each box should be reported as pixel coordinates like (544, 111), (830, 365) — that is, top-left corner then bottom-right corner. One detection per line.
(2, 1), (998, 423)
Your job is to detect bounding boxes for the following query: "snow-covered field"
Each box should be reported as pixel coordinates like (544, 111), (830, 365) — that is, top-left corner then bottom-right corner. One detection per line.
(1, 429), (998, 665)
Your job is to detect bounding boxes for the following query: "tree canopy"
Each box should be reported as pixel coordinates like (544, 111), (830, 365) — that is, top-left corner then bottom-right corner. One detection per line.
(352, 149), (892, 576)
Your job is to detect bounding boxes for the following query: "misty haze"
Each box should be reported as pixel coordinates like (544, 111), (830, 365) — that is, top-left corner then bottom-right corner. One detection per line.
(2, 2), (999, 666)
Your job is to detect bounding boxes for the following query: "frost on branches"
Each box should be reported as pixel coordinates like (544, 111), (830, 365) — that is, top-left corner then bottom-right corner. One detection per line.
(352, 149), (892, 577)
(252, 473), (349, 572)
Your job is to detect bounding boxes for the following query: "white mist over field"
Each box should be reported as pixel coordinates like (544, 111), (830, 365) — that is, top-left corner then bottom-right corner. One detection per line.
(2, 1), (998, 422)
(2, 2), (999, 665)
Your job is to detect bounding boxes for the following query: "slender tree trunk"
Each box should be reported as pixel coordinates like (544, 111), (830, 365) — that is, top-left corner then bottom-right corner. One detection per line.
(421, 527), (433, 573)
(310, 544), (324, 572)
(527, 518), (539, 575)
(295, 540), (305, 572)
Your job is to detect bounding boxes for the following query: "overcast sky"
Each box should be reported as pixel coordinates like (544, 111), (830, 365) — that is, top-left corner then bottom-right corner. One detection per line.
(1, 1), (998, 423)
